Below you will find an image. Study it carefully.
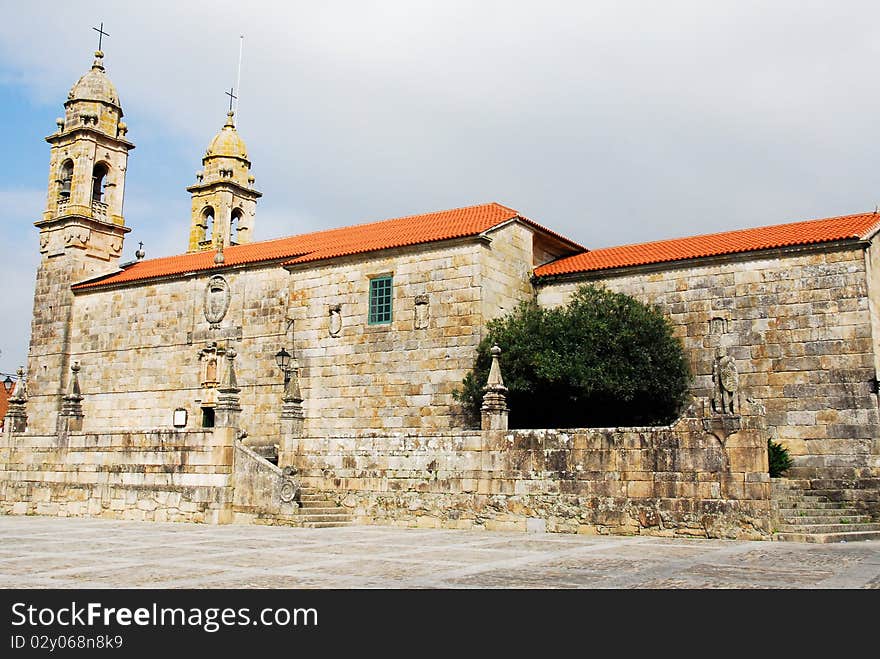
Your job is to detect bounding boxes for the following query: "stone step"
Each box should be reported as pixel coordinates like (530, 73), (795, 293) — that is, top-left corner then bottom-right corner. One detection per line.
(296, 513), (354, 523)
(775, 530), (880, 543)
(777, 504), (860, 513)
(771, 479), (812, 491)
(780, 515), (872, 525)
(777, 523), (880, 534)
(807, 489), (879, 502)
(301, 521), (354, 529)
(296, 506), (347, 514)
(773, 499), (842, 508)
(806, 478), (880, 490)
(777, 507), (863, 517)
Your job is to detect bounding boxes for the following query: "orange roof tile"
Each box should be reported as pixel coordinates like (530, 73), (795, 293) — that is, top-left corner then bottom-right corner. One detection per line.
(75, 202), (580, 290)
(534, 211), (880, 277)
(0, 381), (11, 426)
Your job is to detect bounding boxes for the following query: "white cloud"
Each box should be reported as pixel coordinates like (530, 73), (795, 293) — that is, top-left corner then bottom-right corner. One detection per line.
(4, 1), (880, 367)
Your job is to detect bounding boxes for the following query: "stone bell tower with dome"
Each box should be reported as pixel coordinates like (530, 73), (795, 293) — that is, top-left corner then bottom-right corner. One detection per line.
(186, 106), (261, 252)
(26, 44), (135, 434)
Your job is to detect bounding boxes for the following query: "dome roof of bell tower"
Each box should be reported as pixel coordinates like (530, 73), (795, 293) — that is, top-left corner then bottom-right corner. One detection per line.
(67, 51), (121, 110)
(205, 111), (249, 161)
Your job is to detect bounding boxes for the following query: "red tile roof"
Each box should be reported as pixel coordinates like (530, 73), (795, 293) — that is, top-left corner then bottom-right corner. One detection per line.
(534, 211), (880, 277)
(75, 202), (581, 290)
(0, 380), (11, 427)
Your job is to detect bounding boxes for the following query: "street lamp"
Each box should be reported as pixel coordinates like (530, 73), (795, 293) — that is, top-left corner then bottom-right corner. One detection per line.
(3, 376), (12, 394)
(274, 347), (292, 384)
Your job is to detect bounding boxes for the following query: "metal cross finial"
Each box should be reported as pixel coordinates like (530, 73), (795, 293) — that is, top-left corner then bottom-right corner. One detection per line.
(92, 22), (110, 51)
(225, 87), (238, 113)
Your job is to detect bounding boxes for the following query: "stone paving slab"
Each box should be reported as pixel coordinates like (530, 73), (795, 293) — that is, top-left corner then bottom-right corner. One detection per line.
(1, 516), (878, 589)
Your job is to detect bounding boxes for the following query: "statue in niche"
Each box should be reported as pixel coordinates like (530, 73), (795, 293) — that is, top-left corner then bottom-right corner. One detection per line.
(206, 357), (217, 385)
(711, 346), (738, 414)
(329, 304), (342, 337)
(198, 342), (223, 388)
(414, 294), (429, 330)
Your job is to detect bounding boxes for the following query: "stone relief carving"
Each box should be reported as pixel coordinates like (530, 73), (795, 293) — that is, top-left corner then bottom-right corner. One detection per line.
(329, 304), (342, 337)
(64, 227), (90, 247)
(109, 238), (123, 255)
(711, 346), (738, 415)
(414, 294), (429, 330)
(280, 466), (300, 505)
(39, 234), (50, 252)
(204, 275), (231, 327)
(708, 316), (728, 335)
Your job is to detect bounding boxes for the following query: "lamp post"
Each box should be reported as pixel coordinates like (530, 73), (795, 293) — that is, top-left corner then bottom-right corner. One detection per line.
(274, 347), (292, 385)
(275, 347), (304, 462)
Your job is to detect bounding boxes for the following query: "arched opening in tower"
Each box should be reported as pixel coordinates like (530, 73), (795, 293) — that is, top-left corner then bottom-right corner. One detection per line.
(59, 160), (74, 201)
(231, 208), (243, 246)
(91, 162), (109, 203)
(202, 206), (215, 246)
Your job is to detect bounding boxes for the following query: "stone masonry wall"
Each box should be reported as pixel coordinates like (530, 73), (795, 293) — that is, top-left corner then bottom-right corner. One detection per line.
(480, 221), (537, 322)
(537, 245), (880, 479)
(288, 222), (543, 435)
(26, 222), (548, 441)
(0, 428), (234, 523)
(56, 265), (290, 440)
(291, 415), (771, 539)
(288, 240), (484, 435)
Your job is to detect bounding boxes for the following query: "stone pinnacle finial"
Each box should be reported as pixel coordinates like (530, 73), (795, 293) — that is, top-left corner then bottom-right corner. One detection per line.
(486, 345), (506, 391)
(214, 237), (225, 264)
(481, 345), (509, 431)
(221, 348), (238, 391)
(225, 110), (236, 128)
(5, 366), (28, 432)
(10, 366), (27, 403)
(215, 347), (242, 428)
(135, 241), (145, 260)
(283, 363), (303, 403)
(68, 361), (82, 398)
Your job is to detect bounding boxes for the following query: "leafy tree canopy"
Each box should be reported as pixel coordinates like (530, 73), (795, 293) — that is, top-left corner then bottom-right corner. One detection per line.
(454, 284), (692, 428)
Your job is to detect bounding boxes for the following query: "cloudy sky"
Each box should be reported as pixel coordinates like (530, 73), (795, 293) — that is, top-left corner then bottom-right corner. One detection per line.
(2, 0), (879, 374)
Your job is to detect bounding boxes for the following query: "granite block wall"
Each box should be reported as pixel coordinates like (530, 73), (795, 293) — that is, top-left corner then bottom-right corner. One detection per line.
(537, 244), (880, 479)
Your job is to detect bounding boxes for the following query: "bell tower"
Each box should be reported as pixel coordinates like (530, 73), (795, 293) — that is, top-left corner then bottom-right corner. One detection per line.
(38, 47), (134, 271)
(26, 41), (135, 434)
(186, 103), (261, 253)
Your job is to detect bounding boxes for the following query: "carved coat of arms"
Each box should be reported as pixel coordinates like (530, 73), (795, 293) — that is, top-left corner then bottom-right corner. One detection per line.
(204, 275), (231, 325)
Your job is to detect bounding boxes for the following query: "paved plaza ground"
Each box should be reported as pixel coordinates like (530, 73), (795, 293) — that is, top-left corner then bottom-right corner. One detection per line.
(1, 516), (879, 588)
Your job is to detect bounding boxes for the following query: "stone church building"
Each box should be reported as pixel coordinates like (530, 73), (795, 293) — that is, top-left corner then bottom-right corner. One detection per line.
(3, 49), (879, 540)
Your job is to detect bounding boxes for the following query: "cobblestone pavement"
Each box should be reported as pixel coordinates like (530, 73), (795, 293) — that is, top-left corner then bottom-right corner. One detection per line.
(1, 516), (879, 588)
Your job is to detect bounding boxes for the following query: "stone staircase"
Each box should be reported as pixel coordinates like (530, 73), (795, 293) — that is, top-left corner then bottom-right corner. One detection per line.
(772, 479), (880, 543)
(294, 486), (354, 528)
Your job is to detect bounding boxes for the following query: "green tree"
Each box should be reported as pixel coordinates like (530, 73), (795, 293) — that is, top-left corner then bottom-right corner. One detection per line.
(768, 439), (794, 477)
(455, 284), (691, 428)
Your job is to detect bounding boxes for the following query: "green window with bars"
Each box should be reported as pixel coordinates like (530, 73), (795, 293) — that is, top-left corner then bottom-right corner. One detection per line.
(368, 275), (393, 324)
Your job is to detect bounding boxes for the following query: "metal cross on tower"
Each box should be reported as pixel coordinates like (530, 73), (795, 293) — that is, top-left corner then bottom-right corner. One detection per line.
(225, 87), (237, 113)
(92, 22), (110, 51)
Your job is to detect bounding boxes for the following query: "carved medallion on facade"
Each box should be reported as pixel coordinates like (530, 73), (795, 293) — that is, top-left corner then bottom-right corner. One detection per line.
(280, 466), (300, 505)
(204, 275), (231, 326)
(414, 294), (429, 330)
(329, 304), (342, 337)
(109, 238), (123, 255)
